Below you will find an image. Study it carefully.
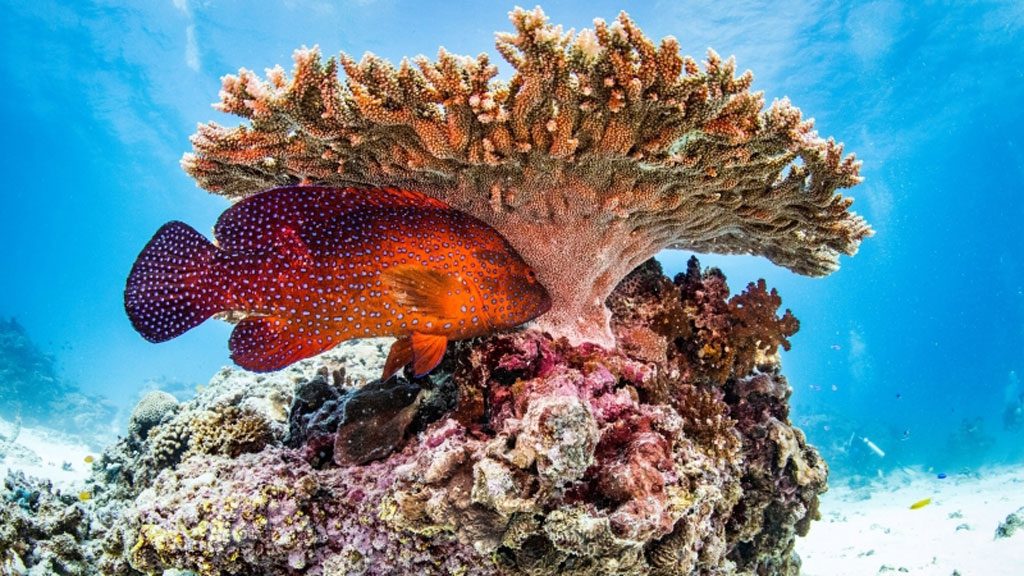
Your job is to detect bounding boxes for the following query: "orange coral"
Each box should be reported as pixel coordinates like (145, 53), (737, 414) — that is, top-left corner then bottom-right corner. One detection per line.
(183, 7), (871, 346)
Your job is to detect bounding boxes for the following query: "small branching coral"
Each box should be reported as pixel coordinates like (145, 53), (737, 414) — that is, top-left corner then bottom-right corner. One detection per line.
(610, 257), (799, 387)
(182, 7), (871, 346)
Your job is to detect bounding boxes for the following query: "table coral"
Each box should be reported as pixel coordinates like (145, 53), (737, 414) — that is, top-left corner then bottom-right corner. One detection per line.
(114, 258), (825, 576)
(182, 6), (871, 346)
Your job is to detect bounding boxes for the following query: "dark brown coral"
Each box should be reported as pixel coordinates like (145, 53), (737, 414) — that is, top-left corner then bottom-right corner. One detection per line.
(610, 256), (799, 387)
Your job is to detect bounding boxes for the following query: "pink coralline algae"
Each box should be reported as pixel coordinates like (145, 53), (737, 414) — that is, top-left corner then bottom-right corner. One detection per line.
(114, 258), (826, 576)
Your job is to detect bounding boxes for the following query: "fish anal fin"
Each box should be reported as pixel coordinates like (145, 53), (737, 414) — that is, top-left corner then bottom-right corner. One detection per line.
(229, 316), (336, 372)
(411, 332), (448, 377)
(381, 266), (466, 321)
(382, 336), (413, 381)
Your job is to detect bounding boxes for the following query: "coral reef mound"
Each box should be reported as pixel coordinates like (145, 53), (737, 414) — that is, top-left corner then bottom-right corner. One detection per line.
(13, 259), (827, 576)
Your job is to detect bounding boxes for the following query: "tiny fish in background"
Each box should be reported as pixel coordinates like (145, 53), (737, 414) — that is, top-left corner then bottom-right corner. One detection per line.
(125, 186), (551, 379)
(909, 497), (932, 510)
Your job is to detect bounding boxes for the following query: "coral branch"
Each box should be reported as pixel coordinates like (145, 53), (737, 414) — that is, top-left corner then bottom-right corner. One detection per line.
(183, 7), (871, 345)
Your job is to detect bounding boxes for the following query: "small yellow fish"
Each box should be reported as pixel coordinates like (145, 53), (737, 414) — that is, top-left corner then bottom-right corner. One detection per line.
(83, 455), (94, 464)
(909, 497), (931, 510)
(78, 491), (92, 502)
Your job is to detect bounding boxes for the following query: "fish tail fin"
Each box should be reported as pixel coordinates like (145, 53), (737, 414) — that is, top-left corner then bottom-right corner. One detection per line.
(124, 221), (226, 342)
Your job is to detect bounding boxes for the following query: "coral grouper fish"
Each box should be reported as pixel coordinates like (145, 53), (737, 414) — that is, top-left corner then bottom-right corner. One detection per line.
(124, 185), (551, 379)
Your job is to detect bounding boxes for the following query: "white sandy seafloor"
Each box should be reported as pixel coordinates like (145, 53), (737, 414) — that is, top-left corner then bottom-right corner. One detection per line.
(0, 416), (96, 490)
(798, 466), (1024, 576)
(3, 412), (1024, 575)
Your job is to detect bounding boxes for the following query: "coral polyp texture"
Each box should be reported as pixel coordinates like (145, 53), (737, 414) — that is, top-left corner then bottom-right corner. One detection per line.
(183, 7), (871, 346)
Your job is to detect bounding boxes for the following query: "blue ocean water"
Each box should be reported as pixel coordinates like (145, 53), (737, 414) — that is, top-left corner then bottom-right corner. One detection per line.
(0, 0), (1021, 481)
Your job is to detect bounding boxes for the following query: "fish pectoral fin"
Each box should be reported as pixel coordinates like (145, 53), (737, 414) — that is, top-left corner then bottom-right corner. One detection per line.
(380, 332), (448, 380)
(411, 332), (448, 377)
(381, 266), (465, 322)
(382, 336), (413, 381)
(229, 316), (336, 372)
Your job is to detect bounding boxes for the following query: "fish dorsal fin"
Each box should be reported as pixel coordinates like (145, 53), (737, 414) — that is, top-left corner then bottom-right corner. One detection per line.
(229, 315), (337, 372)
(380, 333), (449, 380)
(381, 266), (467, 323)
(214, 186), (449, 253)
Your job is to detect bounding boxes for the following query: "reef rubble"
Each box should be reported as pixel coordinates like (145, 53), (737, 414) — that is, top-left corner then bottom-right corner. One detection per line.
(2, 259), (826, 575)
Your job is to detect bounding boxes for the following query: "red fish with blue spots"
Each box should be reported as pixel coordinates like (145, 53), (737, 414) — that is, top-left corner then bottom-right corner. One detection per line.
(125, 186), (550, 379)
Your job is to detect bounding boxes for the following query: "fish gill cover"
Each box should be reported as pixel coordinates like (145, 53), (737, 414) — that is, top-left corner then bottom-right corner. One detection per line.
(183, 6), (871, 347)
